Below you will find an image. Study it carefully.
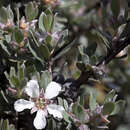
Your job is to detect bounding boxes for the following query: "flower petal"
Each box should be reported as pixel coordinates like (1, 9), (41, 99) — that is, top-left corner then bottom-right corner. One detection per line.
(33, 110), (46, 129)
(31, 106), (38, 114)
(45, 81), (61, 99)
(47, 104), (64, 118)
(14, 99), (34, 112)
(79, 125), (89, 130)
(25, 80), (40, 98)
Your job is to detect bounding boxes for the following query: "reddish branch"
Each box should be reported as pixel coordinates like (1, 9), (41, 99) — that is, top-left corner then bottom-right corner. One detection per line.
(75, 36), (130, 89)
(96, 37), (130, 66)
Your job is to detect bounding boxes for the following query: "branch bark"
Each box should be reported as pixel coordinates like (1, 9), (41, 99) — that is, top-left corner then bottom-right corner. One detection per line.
(75, 37), (130, 89)
(96, 37), (130, 66)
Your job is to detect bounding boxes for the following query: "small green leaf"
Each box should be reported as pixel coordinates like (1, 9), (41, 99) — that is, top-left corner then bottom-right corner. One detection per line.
(34, 59), (45, 72)
(28, 40), (43, 62)
(38, 12), (46, 32)
(1, 119), (8, 130)
(0, 119), (16, 130)
(63, 99), (69, 111)
(24, 65), (35, 77)
(41, 9), (54, 33)
(79, 96), (85, 106)
(29, 30), (39, 47)
(104, 89), (115, 103)
(19, 78), (28, 89)
(111, 0), (120, 18)
(40, 70), (51, 90)
(13, 28), (24, 44)
(0, 40), (11, 56)
(47, 14), (54, 32)
(43, 13), (49, 32)
(58, 97), (63, 106)
(0, 7), (8, 24)
(10, 76), (20, 88)
(62, 111), (72, 123)
(47, 118), (56, 130)
(45, 35), (52, 45)
(1, 90), (9, 103)
(89, 92), (97, 111)
(10, 67), (16, 78)
(4, 71), (9, 80)
(39, 44), (50, 60)
(7, 5), (14, 21)
(44, 8), (52, 15)
(72, 103), (85, 122)
(111, 100), (125, 115)
(25, 2), (38, 22)
(103, 102), (115, 115)
(18, 62), (25, 81)
(5, 35), (11, 43)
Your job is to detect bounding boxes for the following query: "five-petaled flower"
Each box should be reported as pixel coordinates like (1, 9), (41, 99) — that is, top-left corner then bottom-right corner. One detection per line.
(14, 80), (64, 129)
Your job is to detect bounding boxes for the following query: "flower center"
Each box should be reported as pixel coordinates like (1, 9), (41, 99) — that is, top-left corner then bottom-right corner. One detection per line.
(35, 97), (50, 109)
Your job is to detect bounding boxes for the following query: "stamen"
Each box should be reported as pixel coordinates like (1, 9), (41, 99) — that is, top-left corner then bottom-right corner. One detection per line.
(35, 97), (50, 110)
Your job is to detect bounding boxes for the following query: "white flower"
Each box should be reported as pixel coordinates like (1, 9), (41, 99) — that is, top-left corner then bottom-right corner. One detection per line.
(14, 80), (64, 129)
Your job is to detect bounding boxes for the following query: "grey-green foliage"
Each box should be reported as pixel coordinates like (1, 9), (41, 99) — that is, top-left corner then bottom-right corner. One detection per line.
(25, 2), (38, 22)
(103, 90), (125, 116)
(80, 86), (125, 117)
(102, 102), (115, 115)
(0, 7), (8, 24)
(4, 62), (27, 90)
(72, 102), (85, 123)
(39, 70), (52, 90)
(0, 6), (14, 24)
(13, 28), (24, 44)
(0, 119), (16, 130)
(39, 8), (55, 33)
(0, 1), (127, 130)
(28, 35), (51, 63)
